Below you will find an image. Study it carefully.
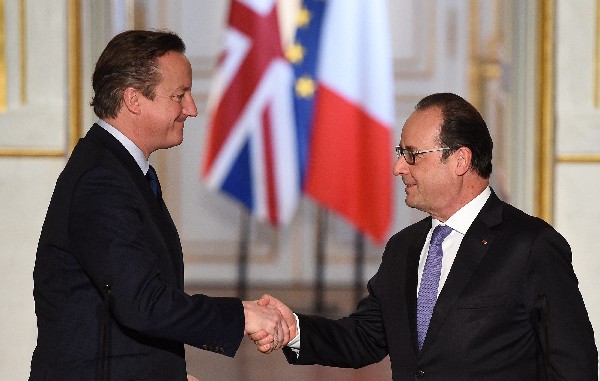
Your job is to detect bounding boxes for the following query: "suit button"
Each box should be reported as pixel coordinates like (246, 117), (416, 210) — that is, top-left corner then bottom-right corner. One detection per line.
(415, 369), (425, 378)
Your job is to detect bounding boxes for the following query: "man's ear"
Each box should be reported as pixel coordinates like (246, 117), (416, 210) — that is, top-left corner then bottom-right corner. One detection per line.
(455, 146), (472, 176)
(123, 87), (141, 114)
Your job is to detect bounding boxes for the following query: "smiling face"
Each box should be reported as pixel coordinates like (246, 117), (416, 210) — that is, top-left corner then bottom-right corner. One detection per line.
(137, 51), (198, 155)
(393, 106), (461, 221)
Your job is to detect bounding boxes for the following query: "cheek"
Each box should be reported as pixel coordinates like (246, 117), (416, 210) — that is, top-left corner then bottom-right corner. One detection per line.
(157, 103), (181, 122)
(431, 172), (456, 195)
(171, 103), (184, 118)
(417, 168), (448, 190)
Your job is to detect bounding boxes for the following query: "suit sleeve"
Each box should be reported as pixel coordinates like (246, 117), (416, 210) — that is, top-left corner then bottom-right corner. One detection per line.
(68, 166), (244, 356)
(525, 226), (598, 379)
(282, 275), (389, 368)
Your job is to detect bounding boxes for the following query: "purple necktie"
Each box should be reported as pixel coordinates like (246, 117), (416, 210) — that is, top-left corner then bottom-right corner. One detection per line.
(417, 224), (453, 350)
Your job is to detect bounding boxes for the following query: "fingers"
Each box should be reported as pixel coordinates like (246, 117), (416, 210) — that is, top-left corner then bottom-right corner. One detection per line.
(277, 305), (290, 347)
(249, 327), (281, 353)
(259, 294), (298, 340)
(248, 328), (269, 341)
(254, 334), (274, 347)
(249, 330), (276, 353)
(243, 296), (295, 353)
(256, 342), (274, 353)
(242, 300), (288, 345)
(257, 294), (271, 307)
(268, 304), (284, 350)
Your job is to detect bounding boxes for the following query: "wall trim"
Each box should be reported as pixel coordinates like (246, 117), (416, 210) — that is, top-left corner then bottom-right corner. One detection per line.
(536, 0), (555, 223)
(0, 0), (81, 158)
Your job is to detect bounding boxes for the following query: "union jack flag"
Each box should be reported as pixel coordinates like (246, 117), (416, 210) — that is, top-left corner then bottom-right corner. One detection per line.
(202, 0), (299, 226)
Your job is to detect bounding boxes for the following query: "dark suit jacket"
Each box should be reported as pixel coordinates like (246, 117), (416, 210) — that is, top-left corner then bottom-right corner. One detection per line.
(30, 125), (244, 381)
(284, 191), (598, 380)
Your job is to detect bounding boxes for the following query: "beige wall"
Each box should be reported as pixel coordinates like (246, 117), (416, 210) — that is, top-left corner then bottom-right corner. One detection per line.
(554, 0), (600, 358)
(0, 0), (598, 379)
(0, 159), (64, 379)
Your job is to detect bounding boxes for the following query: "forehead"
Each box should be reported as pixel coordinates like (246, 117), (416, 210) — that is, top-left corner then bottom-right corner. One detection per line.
(156, 51), (192, 90)
(400, 107), (443, 147)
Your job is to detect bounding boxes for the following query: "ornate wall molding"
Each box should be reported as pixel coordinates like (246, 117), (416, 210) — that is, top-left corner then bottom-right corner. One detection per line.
(0, 0), (81, 157)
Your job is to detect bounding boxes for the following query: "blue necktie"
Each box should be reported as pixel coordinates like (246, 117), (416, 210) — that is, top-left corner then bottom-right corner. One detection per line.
(416, 224), (453, 350)
(146, 165), (162, 199)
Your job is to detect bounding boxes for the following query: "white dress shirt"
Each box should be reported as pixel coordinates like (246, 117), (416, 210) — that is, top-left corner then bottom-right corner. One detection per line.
(96, 119), (149, 175)
(417, 186), (491, 296)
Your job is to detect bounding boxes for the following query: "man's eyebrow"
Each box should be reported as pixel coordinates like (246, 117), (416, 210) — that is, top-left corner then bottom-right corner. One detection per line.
(170, 84), (191, 92)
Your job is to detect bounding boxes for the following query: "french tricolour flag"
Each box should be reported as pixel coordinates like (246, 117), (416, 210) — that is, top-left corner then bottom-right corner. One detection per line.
(202, 0), (299, 226)
(304, 0), (395, 243)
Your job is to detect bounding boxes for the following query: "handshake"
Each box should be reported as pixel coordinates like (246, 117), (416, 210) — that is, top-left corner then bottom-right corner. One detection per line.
(242, 294), (296, 353)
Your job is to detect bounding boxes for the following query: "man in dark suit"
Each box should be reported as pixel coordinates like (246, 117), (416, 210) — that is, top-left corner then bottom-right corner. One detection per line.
(254, 93), (598, 379)
(30, 30), (289, 381)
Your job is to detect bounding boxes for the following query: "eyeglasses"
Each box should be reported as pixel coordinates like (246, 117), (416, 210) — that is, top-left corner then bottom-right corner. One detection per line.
(395, 146), (451, 165)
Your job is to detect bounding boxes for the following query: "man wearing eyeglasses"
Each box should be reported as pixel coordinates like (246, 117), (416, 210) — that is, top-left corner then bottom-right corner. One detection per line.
(252, 93), (598, 380)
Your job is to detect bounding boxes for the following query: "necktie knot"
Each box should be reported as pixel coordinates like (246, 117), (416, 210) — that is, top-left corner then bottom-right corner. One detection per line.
(430, 224), (453, 247)
(146, 165), (162, 198)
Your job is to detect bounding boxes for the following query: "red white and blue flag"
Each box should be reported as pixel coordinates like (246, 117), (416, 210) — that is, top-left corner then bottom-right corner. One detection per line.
(204, 0), (395, 241)
(295, 0), (395, 243)
(202, 0), (299, 226)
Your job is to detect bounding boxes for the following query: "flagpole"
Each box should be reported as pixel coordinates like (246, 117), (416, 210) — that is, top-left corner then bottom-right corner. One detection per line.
(354, 231), (365, 307)
(237, 208), (251, 300)
(314, 206), (328, 313)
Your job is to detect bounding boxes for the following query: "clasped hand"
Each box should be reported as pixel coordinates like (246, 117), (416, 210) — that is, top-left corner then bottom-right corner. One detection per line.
(243, 294), (296, 353)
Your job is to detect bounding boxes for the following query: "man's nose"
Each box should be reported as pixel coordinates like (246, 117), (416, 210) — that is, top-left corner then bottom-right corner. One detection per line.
(393, 155), (409, 177)
(183, 94), (198, 117)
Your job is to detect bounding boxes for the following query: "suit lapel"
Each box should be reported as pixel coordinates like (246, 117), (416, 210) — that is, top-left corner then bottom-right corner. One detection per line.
(87, 125), (184, 285)
(419, 192), (504, 355)
(156, 197), (185, 287)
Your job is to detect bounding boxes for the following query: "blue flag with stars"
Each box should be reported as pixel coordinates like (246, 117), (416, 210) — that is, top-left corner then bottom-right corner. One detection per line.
(286, 0), (326, 187)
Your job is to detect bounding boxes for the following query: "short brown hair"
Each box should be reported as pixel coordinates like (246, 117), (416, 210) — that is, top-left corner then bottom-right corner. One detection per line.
(415, 93), (493, 178)
(90, 30), (186, 119)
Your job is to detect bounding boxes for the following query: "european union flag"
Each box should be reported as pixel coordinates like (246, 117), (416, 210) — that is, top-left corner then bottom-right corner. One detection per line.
(287, 0), (326, 187)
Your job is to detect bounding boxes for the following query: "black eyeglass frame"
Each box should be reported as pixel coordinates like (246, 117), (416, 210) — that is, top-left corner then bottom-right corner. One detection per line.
(394, 146), (451, 165)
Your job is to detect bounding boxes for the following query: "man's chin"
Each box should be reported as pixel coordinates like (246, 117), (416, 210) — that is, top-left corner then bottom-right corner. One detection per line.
(404, 195), (420, 210)
(160, 137), (184, 150)
(171, 132), (185, 146)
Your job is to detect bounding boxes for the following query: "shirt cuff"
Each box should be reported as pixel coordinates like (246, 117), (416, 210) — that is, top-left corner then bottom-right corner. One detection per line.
(287, 313), (301, 356)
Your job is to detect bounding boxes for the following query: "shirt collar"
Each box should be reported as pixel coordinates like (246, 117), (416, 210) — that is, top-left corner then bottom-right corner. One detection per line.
(433, 186), (491, 234)
(97, 119), (149, 174)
